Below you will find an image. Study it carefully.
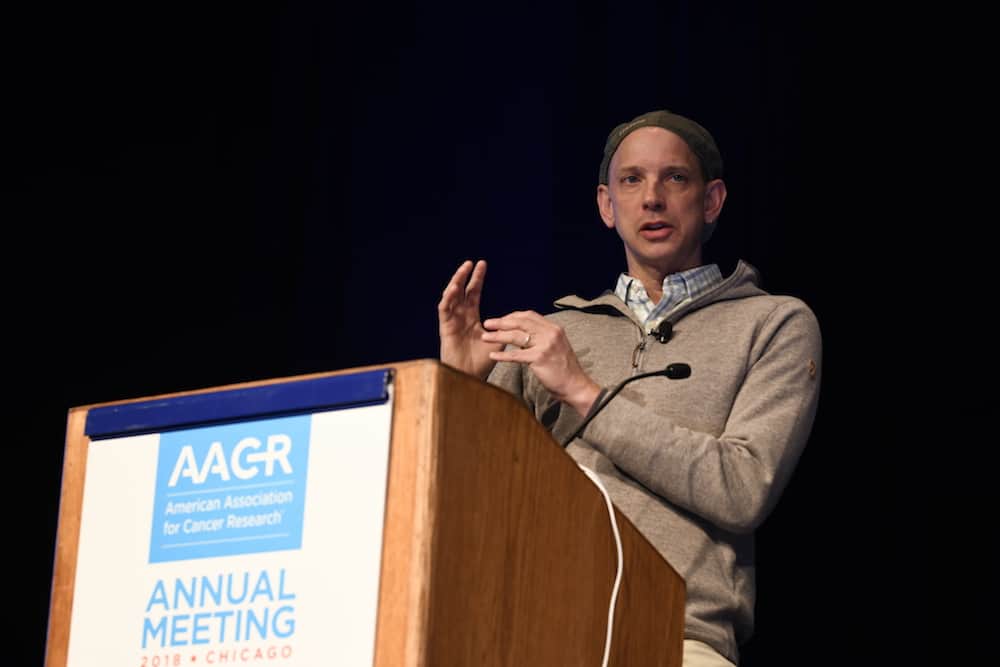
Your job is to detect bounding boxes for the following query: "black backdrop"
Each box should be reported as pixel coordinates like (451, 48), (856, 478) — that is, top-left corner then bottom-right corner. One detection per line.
(6, 2), (981, 665)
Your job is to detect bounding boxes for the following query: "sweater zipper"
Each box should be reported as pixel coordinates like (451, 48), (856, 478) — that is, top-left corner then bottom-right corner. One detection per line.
(631, 335), (646, 372)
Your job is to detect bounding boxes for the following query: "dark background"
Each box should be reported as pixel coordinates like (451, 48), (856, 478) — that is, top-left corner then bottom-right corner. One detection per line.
(5, 2), (983, 665)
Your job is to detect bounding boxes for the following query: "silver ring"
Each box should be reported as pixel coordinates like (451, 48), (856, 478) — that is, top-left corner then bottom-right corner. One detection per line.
(523, 333), (532, 347)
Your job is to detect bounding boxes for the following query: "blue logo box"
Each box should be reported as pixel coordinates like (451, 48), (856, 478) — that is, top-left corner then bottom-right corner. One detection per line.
(149, 415), (311, 563)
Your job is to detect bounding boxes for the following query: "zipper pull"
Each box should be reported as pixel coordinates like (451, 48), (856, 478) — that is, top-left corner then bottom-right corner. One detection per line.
(631, 338), (646, 368)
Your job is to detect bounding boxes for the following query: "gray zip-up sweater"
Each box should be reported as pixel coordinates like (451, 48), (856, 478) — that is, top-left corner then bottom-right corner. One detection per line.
(487, 260), (822, 663)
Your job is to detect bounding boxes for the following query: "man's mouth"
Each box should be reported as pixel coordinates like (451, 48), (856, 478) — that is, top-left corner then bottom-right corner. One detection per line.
(639, 222), (673, 239)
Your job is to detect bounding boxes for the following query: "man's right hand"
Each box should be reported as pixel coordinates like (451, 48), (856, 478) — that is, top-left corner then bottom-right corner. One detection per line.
(437, 259), (502, 380)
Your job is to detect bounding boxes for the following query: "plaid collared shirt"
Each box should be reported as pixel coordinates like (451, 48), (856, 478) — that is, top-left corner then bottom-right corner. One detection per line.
(614, 264), (723, 334)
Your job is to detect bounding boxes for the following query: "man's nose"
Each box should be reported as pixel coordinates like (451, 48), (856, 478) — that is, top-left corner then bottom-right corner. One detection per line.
(642, 181), (665, 210)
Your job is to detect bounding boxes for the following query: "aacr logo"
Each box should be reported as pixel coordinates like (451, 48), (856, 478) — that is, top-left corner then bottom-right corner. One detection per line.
(167, 434), (293, 487)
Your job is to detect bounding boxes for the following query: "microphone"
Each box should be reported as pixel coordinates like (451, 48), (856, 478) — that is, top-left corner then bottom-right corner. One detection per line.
(652, 321), (673, 343)
(561, 362), (692, 447)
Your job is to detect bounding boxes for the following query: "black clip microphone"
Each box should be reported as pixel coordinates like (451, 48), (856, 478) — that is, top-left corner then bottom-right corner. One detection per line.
(561, 362), (692, 447)
(653, 321), (673, 343)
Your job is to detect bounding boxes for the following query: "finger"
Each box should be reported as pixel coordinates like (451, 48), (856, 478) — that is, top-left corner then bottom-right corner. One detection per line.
(450, 260), (474, 292)
(481, 329), (534, 348)
(438, 261), (474, 313)
(437, 281), (460, 316)
(489, 348), (530, 364)
(483, 310), (546, 332)
(464, 259), (487, 305)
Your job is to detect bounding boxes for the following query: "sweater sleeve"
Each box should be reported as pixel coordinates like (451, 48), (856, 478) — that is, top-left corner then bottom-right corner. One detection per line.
(486, 358), (529, 408)
(581, 300), (823, 534)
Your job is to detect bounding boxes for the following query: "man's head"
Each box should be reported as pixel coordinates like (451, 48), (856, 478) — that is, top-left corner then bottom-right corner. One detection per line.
(596, 110), (727, 282)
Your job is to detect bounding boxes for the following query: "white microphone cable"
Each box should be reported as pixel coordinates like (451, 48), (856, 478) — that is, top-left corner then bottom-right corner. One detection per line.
(578, 464), (623, 667)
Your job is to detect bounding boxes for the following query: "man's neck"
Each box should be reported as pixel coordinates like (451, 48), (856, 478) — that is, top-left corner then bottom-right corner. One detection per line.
(642, 280), (665, 305)
(628, 261), (702, 305)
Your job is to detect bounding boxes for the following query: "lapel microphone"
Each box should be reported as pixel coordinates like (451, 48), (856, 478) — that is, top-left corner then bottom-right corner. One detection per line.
(561, 362), (692, 447)
(653, 321), (673, 343)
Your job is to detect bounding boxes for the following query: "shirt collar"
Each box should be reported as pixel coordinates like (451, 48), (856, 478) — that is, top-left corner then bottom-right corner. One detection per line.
(614, 264), (723, 331)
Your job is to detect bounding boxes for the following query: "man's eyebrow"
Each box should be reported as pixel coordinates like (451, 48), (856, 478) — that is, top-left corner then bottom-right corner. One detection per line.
(616, 163), (692, 174)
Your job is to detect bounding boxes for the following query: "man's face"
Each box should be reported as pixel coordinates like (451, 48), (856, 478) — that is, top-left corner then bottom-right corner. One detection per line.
(597, 126), (725, 279)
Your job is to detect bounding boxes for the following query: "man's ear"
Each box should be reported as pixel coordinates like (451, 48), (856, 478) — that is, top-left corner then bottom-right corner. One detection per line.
(597, 184), (615, 229)
(704, 178), (727, 224)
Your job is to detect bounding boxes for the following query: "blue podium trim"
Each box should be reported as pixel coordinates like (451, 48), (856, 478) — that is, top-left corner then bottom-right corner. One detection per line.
(85, 369), (392, 439)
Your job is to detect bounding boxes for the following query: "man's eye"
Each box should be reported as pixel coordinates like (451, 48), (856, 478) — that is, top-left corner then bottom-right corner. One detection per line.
(669, 173), (687, 183)
(622, 175), (640, 184)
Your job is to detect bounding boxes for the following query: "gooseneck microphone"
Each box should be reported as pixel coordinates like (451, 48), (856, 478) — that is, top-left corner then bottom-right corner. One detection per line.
(561, 362), (692, 447)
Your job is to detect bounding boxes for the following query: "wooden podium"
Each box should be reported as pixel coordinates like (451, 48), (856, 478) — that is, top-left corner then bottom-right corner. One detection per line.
(46, 359), (685, 666)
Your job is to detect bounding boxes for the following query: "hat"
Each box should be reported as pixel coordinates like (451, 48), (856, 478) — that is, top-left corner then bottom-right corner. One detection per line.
(598, 109), (723, 185)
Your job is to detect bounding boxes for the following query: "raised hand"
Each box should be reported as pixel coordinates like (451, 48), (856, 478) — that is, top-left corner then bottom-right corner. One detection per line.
(437, 259), (502, 380)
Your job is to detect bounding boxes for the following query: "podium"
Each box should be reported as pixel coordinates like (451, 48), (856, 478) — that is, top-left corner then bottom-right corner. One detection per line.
(45, 359), (685, 666)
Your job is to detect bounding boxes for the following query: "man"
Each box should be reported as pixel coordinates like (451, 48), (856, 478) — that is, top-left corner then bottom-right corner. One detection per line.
(437, 109), (822, 666)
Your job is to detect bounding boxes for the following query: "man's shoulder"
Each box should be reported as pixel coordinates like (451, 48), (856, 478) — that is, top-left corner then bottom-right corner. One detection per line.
(709, 261), (818, 316)
(551, 290), (618, 310)
(711, 292), (822, 352)
(704, 289), (819, 325)
(549, 291), (633, 321)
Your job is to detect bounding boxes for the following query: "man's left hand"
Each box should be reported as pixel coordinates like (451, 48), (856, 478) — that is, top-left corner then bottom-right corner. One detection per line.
(482, 311), (601, 417)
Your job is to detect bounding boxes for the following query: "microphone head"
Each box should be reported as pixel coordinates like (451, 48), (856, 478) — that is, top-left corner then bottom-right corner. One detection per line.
(664, 363), (691, 379)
